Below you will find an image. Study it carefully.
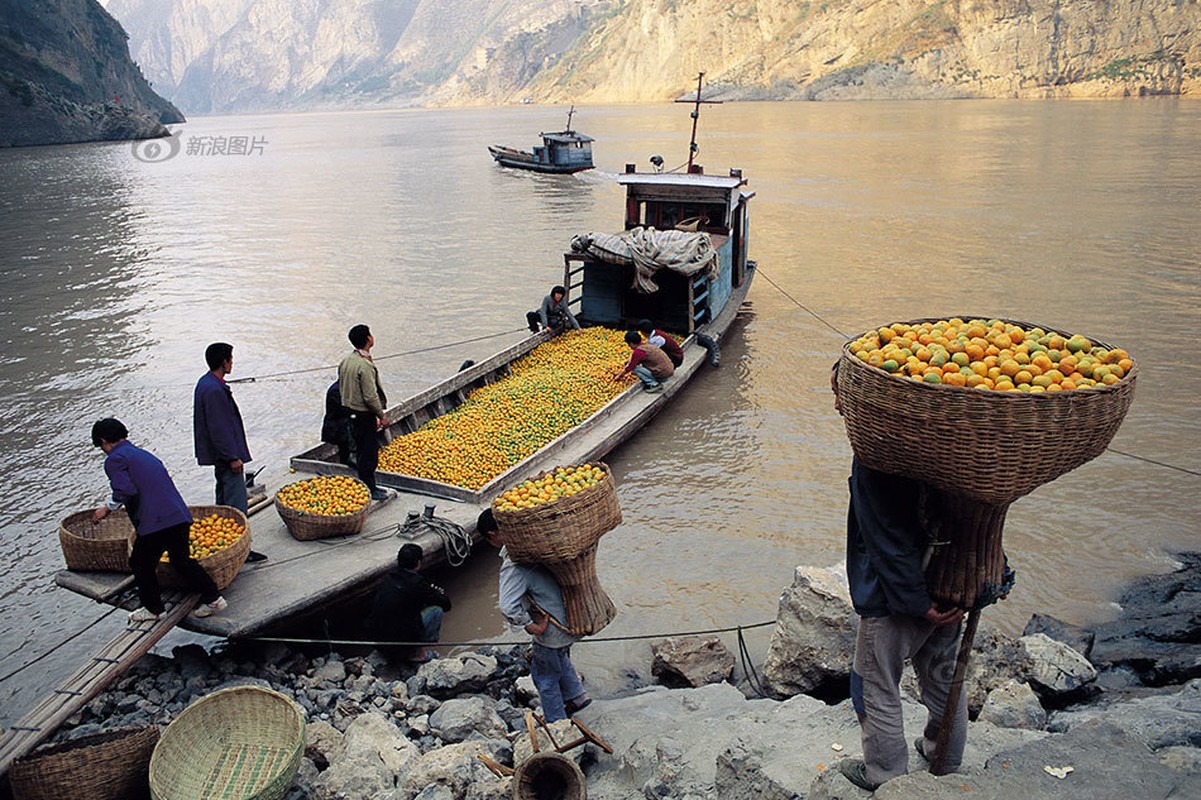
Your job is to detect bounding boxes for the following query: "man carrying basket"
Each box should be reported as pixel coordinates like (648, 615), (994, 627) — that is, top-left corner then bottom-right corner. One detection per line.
(479, 509), (591, 722)
(831, 365), (968, 791)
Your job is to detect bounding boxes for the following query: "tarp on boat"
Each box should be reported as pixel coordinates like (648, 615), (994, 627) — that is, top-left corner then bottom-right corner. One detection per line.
(570, 227), (719, 293)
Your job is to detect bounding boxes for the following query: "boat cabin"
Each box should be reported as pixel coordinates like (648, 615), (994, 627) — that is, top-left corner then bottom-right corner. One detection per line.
(534, 131), (595, 171)
(566, 165), (754, 334)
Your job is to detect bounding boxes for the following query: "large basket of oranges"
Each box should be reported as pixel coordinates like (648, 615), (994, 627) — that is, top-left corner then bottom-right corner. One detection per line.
(493, 463), (621, 635)
(837, 317), (1137, 507)
(59, 509), (134, 573)
(136, 505), (250, 591)
(150, 686), (304, 800)
(492, 463), (622, 562)
(274, 475), (371, 541)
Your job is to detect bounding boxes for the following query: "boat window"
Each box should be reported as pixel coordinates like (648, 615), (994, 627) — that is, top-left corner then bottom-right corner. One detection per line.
(631, 201), (727, 232)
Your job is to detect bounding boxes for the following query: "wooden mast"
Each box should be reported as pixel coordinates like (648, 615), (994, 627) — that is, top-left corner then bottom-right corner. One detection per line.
(675, 72), (721, 173)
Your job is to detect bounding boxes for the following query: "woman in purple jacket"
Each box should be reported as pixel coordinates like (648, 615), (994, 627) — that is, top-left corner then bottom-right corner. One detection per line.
(91, 418), (226, 625)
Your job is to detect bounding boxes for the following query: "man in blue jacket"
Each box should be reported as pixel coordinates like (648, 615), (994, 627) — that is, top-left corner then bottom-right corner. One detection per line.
(831, 364), (967, 791)
(92, 418), (226, 624)
(193, 342), (252, 512)
(194, 343), (265, 561)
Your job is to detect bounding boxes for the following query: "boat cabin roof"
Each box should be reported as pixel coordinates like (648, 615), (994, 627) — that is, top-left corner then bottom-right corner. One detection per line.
(542, 131), (595, 144)
(618, 172), (746, 190)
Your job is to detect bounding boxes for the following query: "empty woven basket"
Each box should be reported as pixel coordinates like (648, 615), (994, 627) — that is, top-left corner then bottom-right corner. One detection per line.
(149, 686), (304, 800)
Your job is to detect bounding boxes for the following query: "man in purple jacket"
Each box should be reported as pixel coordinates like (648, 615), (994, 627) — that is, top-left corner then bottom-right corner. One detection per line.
(92, 418), (226, 624)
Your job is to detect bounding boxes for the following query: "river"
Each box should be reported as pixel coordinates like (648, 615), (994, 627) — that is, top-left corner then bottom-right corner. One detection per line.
(1, 99), (1198, 726)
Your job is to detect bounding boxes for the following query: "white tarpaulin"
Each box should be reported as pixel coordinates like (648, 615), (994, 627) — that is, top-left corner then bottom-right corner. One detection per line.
(570, 227), (719, 293)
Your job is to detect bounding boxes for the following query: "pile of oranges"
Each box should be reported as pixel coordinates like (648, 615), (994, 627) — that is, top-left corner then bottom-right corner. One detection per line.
(493, 464), (608, 511)
(379, 328), (634, 489)
(276, 475), (369, 516)
(160, 514), (244, 562)
(849, 318), (1133, 393)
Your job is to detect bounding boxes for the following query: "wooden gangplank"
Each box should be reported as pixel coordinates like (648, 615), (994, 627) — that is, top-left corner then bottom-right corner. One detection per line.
(0, 592), (199, 777)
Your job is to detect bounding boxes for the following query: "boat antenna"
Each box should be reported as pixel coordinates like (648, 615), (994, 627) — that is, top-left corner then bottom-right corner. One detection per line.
(675, 71), (721, 173)
(565, 104), (576, 133)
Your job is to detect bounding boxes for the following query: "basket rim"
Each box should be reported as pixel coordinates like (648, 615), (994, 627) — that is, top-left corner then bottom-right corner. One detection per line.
(842, 315), (1138, 397)
(13, 724), (159, 762)
(492, 462), (613, 517)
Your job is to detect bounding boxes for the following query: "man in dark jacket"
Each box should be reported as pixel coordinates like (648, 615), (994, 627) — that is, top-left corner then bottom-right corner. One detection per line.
(92, 418), (226, 624)
(832, 364), (967, 791)
(369, 543), (451, 663)
(321, 380), (353, 466)
(194, 342), (252, 513)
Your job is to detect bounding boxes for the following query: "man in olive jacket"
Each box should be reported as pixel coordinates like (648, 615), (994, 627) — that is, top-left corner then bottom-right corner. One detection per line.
(338, 324), (389, 500)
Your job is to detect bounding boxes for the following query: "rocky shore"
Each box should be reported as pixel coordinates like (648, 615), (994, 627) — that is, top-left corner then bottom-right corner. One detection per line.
(43, 554), (1201, 799)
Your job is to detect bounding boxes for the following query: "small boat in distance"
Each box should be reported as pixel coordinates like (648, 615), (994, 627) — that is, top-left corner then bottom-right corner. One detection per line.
(489, 106), (595, 174)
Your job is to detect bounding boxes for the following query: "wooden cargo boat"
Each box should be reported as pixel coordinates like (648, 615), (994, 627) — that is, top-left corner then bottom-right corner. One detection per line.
(488, 106), (595, 174)
(56, 91), (755, 639)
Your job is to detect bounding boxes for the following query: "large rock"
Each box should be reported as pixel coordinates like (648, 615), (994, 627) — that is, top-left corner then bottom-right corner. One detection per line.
(977, 680), (1047, 731)
(305, 719), (343, 770)
(651, 636), (735, 688)
(964, 628), (1034, 716)
(312, 712), (419, 800)
(428, 696), (509, 743)
(582, 681), (1044, 800)
(417, 652), (498, 697)
(1049, 678), (1201, 750)
(1020, 633), (1097, 703)
(763, 565), (856, 698)
(1089, 552), (1201, 687)
(1023, 613), (1095, 660)
(396, 739), (512, 800)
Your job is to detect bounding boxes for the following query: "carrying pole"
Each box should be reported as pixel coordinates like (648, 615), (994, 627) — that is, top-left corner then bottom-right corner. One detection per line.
(930, 606), (981, 775)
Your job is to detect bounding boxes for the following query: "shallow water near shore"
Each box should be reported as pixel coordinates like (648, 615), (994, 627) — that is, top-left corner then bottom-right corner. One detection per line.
(1, 100), (1199, 726)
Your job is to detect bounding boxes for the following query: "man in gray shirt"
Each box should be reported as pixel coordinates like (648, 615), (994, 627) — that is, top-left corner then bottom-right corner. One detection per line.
(526, 285), (580, 334)
(478, 509), (590, 721)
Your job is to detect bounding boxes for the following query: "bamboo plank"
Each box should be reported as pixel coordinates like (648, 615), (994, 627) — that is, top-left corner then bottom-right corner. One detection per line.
(0, 595), (197, 777)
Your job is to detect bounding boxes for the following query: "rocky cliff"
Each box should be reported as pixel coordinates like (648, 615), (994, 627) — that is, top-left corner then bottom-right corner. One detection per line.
(0, 0), (184, 148)
(108, 0), (1201, 113)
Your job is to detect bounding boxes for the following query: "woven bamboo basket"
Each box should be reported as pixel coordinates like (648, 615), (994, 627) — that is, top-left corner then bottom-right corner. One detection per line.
(149, 686), (304, 800)
(128, 505), (251, 591)
(9, 725), (159, 800)
(274, 479), (371, 541)
(59, 509), (134, 573)
(494, 463), (622, 636)
(838, 317), (1137, 608)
